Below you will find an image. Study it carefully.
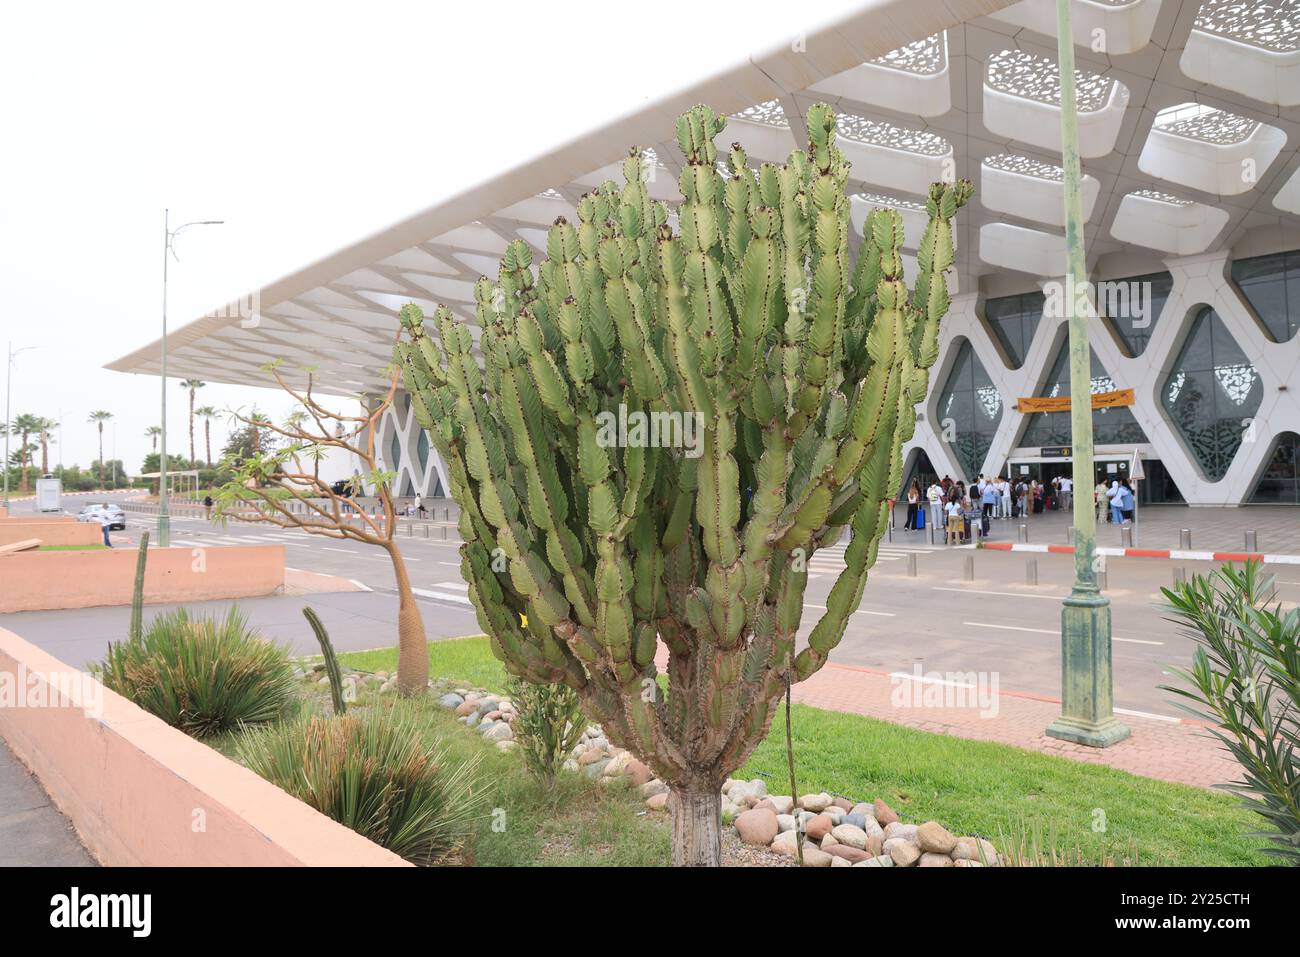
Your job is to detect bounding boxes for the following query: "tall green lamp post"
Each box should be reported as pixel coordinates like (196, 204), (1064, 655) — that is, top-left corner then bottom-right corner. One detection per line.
(1045, 0), (1130, 747)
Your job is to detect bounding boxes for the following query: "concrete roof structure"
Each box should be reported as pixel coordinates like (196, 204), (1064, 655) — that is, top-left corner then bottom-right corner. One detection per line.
(107, 0), (1300, 398)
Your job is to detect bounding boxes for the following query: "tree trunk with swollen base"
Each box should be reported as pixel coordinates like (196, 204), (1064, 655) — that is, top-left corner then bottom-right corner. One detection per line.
(387, 541), (430, 695)
(396, 103), (972, 865)
(671, 787), (723, 866)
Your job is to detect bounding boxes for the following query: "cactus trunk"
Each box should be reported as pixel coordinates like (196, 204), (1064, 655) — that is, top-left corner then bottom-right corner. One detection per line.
(395, 102), (971, 865)
(670, 786), (723, 866)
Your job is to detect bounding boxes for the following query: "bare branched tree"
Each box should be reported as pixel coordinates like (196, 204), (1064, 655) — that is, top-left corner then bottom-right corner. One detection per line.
(212, 359), (429, 694)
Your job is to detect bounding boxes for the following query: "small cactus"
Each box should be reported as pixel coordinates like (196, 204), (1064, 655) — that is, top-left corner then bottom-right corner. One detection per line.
(129, 530), (149, 642)
(395, 103), (972, 865)
(302, 606), (346, 715)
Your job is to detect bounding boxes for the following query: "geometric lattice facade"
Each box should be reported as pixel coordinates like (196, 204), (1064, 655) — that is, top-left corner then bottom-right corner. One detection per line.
(105, 0), (1300, 506)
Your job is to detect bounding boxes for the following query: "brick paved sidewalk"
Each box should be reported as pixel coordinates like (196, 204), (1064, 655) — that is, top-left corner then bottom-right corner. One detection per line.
(794, 660), (1237, 791)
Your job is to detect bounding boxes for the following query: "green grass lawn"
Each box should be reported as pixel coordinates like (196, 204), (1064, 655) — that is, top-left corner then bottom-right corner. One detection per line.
(335, 636), (1271, 866)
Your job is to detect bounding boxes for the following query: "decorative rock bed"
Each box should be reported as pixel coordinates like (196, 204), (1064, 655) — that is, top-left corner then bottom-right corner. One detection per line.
(302, 663), (999, 867)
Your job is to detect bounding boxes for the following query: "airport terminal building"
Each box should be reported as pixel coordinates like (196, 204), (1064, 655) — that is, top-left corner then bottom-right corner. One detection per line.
(108, 0), (1300, 506)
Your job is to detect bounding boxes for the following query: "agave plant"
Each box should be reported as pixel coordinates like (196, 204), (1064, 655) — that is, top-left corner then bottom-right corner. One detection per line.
(97, 607), (297, 738)
(395, 102), (971, 864)
(236, 703), (486, 865)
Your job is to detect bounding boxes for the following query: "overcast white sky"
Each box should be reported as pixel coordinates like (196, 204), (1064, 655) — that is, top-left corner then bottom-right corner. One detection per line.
(0, 0), (867, 474)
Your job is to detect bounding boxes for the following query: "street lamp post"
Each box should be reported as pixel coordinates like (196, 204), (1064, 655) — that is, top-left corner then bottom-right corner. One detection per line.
(3, 341), (39, 510)
(159, 210), (223, 547)
(1045, 0), (1129, 747)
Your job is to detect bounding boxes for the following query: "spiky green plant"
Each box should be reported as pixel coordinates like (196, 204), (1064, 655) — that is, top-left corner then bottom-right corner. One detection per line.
(236, 703), (485, 865)
(97, 607), (297, 738)
(395, 102), (972, 865)
(1161, 561), (1300, 864)
(506, 675), (585, 793)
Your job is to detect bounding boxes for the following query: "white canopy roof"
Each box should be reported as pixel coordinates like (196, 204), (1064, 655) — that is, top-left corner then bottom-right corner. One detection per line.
(108, 0), (1300, 396)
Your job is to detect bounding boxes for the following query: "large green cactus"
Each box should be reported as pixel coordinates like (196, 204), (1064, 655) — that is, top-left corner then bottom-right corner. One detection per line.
(396, 103), (971, 866)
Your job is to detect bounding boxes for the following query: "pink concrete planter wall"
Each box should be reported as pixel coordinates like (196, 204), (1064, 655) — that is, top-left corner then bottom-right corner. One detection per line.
(0, 521), (102, 547)
(0, 628), (410, 866)
(0, 545), (286, 613)
(0, 514), (75, 522)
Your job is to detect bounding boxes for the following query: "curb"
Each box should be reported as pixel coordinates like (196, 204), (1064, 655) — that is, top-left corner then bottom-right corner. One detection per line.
(980, 541), (1300, 565)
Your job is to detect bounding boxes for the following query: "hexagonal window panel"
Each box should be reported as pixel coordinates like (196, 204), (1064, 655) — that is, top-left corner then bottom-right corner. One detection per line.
(1162, 306), (1264, 481)
(1250, 432), (1300, 504)
(936, 339), (1002, 480)
(1230, 249), (1300, 343)
(1020, 342), (1149, 449)
(982, 291), (1044, 369)
(1099, 271), (1174, 357)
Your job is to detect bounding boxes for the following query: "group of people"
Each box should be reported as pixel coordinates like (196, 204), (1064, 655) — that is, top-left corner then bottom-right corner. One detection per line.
(901, 472), (1136, 542)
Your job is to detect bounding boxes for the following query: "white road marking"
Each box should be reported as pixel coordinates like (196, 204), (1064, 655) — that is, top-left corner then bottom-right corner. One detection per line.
(934, 586), (1067, 601)
(412, 588), (472, 604)
(432, 581), (469, 591)
(962, 621), (1163, 646)
(803, 603), (896, 617)
(1114, 707), (1180, 724)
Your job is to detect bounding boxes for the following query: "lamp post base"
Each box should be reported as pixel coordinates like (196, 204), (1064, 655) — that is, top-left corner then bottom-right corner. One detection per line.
(1047, 590), (1130, 748)
(1046, 714), (1131, 748)
(157, 514), (170, 549)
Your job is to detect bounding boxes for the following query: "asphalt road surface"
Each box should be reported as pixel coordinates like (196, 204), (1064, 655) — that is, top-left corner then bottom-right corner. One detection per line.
(10, 496), (1296, 719)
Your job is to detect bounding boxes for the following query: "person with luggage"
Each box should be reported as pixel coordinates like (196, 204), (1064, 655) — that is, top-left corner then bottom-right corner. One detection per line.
(945, 497), (964, 545)
(904, 481), (921, 530)
(1094, 479), (1109, 524)
(1107, 480), (1124, 526)
(980, 478), (998, 524)
(1119, 479), (1135, 524)
(1058, 475), (1072, 511)
(927, 480), (944, 531)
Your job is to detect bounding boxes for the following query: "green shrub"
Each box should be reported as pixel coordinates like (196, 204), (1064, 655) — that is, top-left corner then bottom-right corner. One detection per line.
(1162, 560), (1300, 864)
(236, 703), (485, 864)
(97, 607), (297, 738)
(506, 676), (585, 792)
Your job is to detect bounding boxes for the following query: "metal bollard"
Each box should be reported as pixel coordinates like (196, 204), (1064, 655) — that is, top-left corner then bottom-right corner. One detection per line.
(1018, 523), (1028, 543)
(1245, 530), (1258, 553)
(444, 508), (450, 522)
(963, 555), (974, 581)
(1173, 567), (1186, 586)
(907, 553), (918, 577)
(1097, 567), (1108, 591)
(1026, 558), (1038, 586)
(1066, 526), (1075, 545)
(441, 526), (447, 540)
(422, 524), (429, 538)
(1180, 529), (1191, 550)
(1120, 526), (1133, 548)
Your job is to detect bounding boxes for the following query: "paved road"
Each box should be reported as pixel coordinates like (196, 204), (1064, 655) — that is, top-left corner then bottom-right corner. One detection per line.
(9, 497), (1299, 719)
(0, 738), (94, 866)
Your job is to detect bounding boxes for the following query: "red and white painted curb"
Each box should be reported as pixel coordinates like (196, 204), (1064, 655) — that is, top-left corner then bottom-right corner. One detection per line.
(981, 541), (1300, 565)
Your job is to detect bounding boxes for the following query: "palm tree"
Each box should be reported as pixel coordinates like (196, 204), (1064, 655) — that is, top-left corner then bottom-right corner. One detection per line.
(145, 425), (162, 452)
(33, 417), (57, 475)
(88, 410), (113, 486)
(194, 406), (219, 467)
(179, 379), (205, 464)
(12, 414), (41, 492)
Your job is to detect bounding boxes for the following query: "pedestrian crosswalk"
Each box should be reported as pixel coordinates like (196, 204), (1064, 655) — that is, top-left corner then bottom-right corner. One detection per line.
(805, 540), (937, 576)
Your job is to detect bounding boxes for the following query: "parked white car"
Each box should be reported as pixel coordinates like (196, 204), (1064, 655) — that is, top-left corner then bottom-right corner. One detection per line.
(76, 503), (126, 530)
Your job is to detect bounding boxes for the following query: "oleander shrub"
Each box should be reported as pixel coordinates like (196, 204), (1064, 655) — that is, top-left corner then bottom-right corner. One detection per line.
(97, 607), (297, 738)
(236, 702), (486, 865)
(506, 676), (586, 792)
(1162, 560), (1300, 864)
